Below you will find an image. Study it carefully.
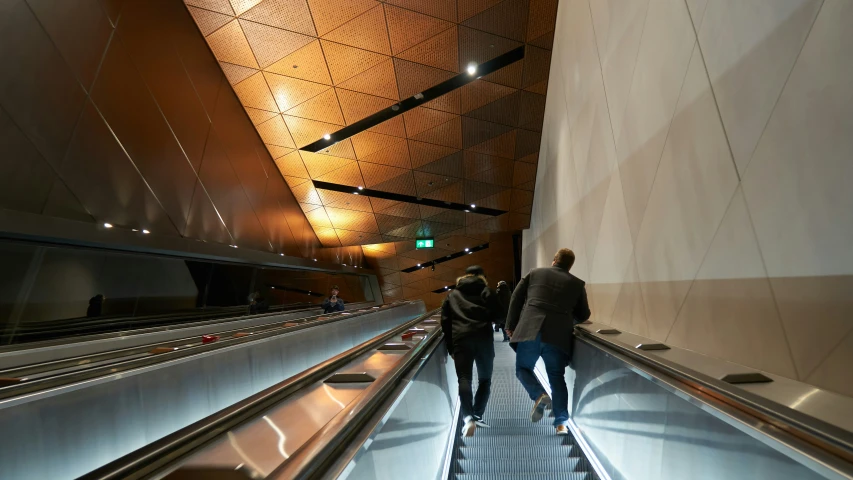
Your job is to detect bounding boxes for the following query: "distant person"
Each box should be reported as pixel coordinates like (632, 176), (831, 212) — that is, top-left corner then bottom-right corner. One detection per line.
(322, 285), (345, 313)
(440, 265), (510, 437)
(86, 294), (105, 318)
(506, 248), (591, 435)
(250, 294), (269, 314)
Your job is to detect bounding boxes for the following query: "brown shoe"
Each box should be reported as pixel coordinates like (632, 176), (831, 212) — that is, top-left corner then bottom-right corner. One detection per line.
(530, 393), (551, 423)
(556, 424), (569, 435)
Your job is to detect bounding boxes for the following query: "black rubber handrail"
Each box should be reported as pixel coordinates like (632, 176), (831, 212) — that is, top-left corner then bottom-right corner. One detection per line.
(78, 307), (436, 480)
(0, 302), (416, 401)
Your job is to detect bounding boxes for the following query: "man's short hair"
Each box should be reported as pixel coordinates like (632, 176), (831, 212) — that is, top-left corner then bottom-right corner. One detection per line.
(553, 248), (575, 270)
(331, 285), (339, 291)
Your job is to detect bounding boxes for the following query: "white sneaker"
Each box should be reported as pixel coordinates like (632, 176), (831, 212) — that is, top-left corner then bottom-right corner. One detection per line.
(461, 415), (477, 437)
(474, 415), (490, 428)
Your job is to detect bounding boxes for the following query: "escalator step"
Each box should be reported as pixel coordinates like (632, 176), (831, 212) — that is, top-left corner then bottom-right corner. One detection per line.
(476, 418), (554, 429)
(455, 473), (592, 480)
(460, 445), (579, 459)
(456, 457), (581, 473)
(466, 426), (565, 437)
(461, 434), (571, 447)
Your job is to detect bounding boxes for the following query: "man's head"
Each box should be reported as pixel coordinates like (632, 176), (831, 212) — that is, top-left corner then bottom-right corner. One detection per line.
(330, 285), (340, 297)
(552, 248), (576, 271)
(465, 265), (485, 276)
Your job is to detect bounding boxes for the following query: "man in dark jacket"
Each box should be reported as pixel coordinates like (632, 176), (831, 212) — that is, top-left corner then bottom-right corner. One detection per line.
(506, 248), (591, 435)
(322, 285), (345, 314)
(440, 266), (509, 437)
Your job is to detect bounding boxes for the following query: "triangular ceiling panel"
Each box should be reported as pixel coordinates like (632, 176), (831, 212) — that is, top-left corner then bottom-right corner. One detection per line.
(369, 116), (407, 138)
(241, 0), (317, 36)
(359, 141), (412, 169)
(188, 6), (233, 35)
(239, 19), (314, 68)
(283, 115), (343, 147)
(469, 130), (517, 158)
(245, 106), (278, 125)
(464, 151), (512, 176)
(264, 72), (330, 112)
(462, 0), (529, 42)
(396, 26), (458, 73)
(416, 151), (464, 177)
(412, 117), (463, 149)
(315, 161), (365, 187)
(300, 151), (353, 178)
(336, 89), (397, 125)
(233, 71), (277, 111)
(351, 131), (405, 159)
(322, 6), (391, 55)
(359, 163), (410, 188)
(385, 5), (453, 55)
(264, 143), (293, 159)
(466, 91), (521, 126)
(403, 107), (456, 138)
(393, 58), (456, 100)
(461, 80), (515, 113)
(275, 150), (310, 177)
(321, 40), (388, 85)
(422, 89), (461, 115)
(256, 115), (296, 148)
(385, 0), (456, 22)
(221, 62), (258, 84)
(317, 189), (374, 211)
(337, 59), (399, 100)
(284, 88), (345, 124)
(457, 0), (502, 22)
(527, 0), (558, 43)
(408, 140), (459, 169)
(206, 20), (258, 68)
(307, 0), (378, 36)
(187, 0), (234, 15)
(265, 40), (332, 85)
(318, 138), (357, 159)
(230, 0), (262, 16)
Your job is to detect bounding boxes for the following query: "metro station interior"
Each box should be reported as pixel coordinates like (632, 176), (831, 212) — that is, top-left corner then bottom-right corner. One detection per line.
(0, 0), (851, 479)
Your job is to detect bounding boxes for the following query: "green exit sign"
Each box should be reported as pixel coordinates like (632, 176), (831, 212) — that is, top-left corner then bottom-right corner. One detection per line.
(415, 238), (434, 249)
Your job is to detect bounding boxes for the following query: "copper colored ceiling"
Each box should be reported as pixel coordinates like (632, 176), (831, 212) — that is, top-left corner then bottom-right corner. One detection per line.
(185, 0), (555, 247)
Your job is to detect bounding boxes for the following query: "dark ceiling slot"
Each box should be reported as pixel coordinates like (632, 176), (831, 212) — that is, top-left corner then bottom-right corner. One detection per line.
(300, 46), (526, 153)
(312, 181), (507, 216)
(431, 285), (456, 294)
(400, 243), (489, 274)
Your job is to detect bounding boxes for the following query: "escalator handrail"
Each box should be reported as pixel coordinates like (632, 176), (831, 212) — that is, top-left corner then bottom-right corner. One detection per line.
(269, 312), (444, 480)
(0, 302), (411, 402)
(79, 304), (434, 480)
(0, 301), (374, 352)
(574, 324), (853, 467)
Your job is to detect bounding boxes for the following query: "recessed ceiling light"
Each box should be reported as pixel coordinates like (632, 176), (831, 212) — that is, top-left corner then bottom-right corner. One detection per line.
(391, 104), (400, 111)
(313, 258), (317, 261)
(280, 253), (284, 256)
(231, 245), (238, 248)
(466, 62), (477, 75)
(323, 133), (331, 140)
(353, 191), (359, 195)
(142, 229), (150, 234)
(414, 93), (424, 100)
(103, 223), (113, 228)
(357, 186), (363, 190)
(464, 209), (470, 213)
(470, 204), (476, 208)
(132, 228), (139, 232)
(464, 248), (469, 252)
(417, 263), (421, 267)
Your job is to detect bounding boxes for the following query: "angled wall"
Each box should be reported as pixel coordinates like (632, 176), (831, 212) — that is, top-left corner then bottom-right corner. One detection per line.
(0, 0), (319, 256)
(526, 0), (853, 396)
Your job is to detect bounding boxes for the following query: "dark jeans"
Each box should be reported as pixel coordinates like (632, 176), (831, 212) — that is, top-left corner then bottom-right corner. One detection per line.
(515, 333), (570, 426)
(453, 334), (495, 419)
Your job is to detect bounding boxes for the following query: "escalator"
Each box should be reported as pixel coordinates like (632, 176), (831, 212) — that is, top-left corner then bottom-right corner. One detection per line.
(446, 339), (596, 479)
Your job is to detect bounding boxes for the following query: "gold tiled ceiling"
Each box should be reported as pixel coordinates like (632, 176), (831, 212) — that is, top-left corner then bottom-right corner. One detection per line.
(186, 0), (555, 248)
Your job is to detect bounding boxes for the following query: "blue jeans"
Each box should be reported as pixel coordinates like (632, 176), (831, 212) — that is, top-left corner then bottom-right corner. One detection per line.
(515, 333), (570, 426)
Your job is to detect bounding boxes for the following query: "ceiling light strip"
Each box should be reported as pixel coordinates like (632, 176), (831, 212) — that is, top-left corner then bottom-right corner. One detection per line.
(300, 46), (526, 153)
(312, 181), (506, 216)
(401, 243), (489, 274)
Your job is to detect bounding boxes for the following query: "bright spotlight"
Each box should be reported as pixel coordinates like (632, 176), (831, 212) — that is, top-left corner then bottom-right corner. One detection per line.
(466, 62), (477, 75)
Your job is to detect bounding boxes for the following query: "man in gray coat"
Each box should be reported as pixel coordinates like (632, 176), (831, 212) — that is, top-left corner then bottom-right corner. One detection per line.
(505, 248), (591, 435)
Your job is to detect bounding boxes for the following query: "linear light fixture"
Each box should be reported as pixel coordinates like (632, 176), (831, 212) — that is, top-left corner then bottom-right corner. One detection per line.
(401, 243), (489, 274)
(300, 46), (526, 153)
(312, 181), (506, 216)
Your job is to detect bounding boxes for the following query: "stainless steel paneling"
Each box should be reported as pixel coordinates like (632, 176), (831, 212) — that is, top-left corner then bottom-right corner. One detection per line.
(570, 340), (844, 480)
(0, 302), (426, 480)
(341, 342), (458, 480)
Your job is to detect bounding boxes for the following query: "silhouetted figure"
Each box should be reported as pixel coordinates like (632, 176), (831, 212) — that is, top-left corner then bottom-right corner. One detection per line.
(251, 295), (269, 314)
(322, 285), (345, 313)
(87, 294), (105, 318)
